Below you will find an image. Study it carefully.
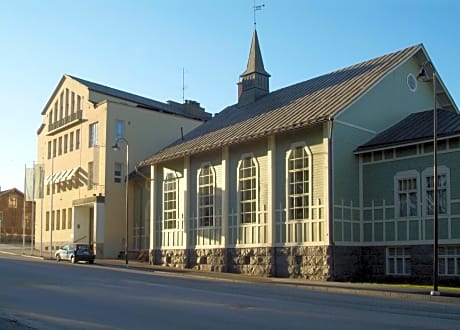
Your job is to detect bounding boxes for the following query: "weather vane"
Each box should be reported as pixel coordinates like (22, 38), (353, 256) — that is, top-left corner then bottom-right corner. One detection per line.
(253, 0), (265, 28)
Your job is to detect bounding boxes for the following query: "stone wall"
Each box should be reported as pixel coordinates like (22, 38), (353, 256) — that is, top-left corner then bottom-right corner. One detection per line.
(227, 247), (274, 276)
(151, 249), (188, 269)
(189, 248), (226, 272)
(275, 246), (331, 280)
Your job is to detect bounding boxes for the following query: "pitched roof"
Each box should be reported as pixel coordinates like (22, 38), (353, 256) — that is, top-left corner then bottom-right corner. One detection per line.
(240, 30), (270, 77)
(140, 44), (429, 166)
(67, 75), (212, 121)
(355, 109), (460, 153)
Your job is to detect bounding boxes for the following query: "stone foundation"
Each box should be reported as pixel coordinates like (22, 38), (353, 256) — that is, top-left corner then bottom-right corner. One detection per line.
(148, 244), (460, 285)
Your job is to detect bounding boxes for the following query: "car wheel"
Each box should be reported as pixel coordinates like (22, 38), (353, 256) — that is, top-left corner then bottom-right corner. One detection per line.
(71, 256), (76, 264)
(89, 260), (94, 264)
(56, 254), (61, 262)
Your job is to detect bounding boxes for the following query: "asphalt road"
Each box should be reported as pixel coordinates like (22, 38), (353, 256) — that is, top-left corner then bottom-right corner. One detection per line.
(1, 254), (460, 330)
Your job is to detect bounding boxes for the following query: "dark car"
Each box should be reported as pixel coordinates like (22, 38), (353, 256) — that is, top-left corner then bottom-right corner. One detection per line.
(55, 243), (95, 264)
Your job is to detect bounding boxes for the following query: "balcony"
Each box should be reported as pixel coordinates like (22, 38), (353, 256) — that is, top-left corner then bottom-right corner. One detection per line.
(47, 110), (83, 134)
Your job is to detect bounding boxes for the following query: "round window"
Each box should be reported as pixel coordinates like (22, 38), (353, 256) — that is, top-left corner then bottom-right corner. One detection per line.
(407, 73), (417, 92)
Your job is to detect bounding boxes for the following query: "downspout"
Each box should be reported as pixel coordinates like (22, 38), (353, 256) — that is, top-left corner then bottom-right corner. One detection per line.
(327, 119), (335, 280)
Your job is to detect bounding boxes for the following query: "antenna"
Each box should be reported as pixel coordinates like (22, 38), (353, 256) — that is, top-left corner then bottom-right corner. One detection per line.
(253, 0), (265, 28)
(182, 67), (185, 103)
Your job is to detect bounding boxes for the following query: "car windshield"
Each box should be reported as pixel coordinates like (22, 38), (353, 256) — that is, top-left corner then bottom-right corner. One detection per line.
(76, 244), (90, 251)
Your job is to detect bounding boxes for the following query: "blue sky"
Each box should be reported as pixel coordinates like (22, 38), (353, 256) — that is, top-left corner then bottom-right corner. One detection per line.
(1, 0), (459, 191)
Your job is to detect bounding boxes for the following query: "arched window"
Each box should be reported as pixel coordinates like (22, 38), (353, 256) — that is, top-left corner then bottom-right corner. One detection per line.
(198, 165), (215, 227)
(287, 146), (311, 220)
(238, 156), (258, 224)
(163, 173), (177, 229)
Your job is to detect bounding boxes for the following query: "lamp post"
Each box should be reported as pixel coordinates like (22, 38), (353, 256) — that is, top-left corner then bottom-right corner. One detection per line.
(112, 137), (129, 267)
(417, 61), (440, 296)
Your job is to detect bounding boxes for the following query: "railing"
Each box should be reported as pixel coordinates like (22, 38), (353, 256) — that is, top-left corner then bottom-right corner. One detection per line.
(48, 110), (83, 131)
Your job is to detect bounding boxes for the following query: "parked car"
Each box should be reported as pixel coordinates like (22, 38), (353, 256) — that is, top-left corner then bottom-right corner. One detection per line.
(55, 243), (95, 264)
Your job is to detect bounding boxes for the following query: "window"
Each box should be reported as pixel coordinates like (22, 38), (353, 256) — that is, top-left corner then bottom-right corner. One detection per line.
(58, 136), (62, 155)
(238, 156), (258, 224)
(64, 134), (68, 153)
(89, 122), (99, 147)
(114, 162), (123, 183)
(77, 95), (81, 111)
(198, 165), (214, 227)
(48, 141), (52, 159)
(68, 208), (72, 229)
(163, 173), (177, 229)
(46, 212), (50, 231)
(56, 210), (60, 230)
(387, 247), (411, 275)
(69, 132), (74, 151)
(62, 209), (66, 230)
(71, 91), (75, 114)
(88, 162), (94, 189)
(53, 139), (57, 157)
(397, 177), (418, 217)
(8, 195), (17, 208)
(59, 92), (64, 120)
(76, 129), (80, 149)
(115, 120), (125, 139)
(439, 246), (460, 276)
(425, 172), (448, 216)
(51, 211), (55, 230)
(287, 146), (310, 221)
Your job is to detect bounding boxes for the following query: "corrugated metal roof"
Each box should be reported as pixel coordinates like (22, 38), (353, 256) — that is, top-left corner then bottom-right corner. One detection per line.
(67, 75), (212, 121)
(141, 44), (422, 166)
(355, 109), (460, 153)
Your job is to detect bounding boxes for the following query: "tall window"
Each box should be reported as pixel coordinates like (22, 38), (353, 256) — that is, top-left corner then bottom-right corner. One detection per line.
(58, 136), (63, 155)
(425, 173), (448, 216)
(163, 173), (177, 229)
(69, 132), (74, 151)
(46, 211), (50, 231)
(397, 177), (418, 217)
(88, 162), (94, 189)
(76, 129), (80, 150)
(198, 165), (214, 227)
(89, 122), (99, 147)
(47, 141), (52, 159)
(68, 208), (72, 229)
(114, 162), (123, 183)
(62, 209), (67, 230)
(238, 156), (258, 224)
(386, 247), (411, 275)
(115, 120), (125, 139)
(53, 139), (57, 157)
(287, 146), (310, 220)
(56, 210), (61, 230)
(64, 134), (68, 153)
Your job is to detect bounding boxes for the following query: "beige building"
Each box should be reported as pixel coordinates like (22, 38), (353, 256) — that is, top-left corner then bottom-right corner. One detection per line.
(35, 75), (211, 258)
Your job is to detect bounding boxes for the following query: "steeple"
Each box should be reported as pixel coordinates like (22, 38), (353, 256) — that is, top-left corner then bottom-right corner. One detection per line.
(237, 29), (270, 105)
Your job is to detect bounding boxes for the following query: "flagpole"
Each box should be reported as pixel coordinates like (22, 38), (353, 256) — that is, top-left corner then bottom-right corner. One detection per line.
(23, 164), (26, 254)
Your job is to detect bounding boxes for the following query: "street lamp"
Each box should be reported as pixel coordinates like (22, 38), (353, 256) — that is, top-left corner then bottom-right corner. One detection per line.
(112, 137), (129, 267)
(417, 61), (440, 296)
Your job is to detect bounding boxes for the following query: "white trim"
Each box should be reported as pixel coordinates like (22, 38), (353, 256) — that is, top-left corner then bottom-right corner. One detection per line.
(196, 163), (216, 228)
(394, 170), (420, 219)
(334, 119), (377, 134)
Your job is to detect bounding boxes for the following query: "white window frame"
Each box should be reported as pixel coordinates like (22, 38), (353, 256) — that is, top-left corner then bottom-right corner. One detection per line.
(285, 143), (312, 221)
(89, 122), (99, 148)
(422, 166), (450, 217)
(386, 247), (411, 275)
(114, 162), (123, 183)
(237, 154), (259, 225)
(163, 172), (178, 230)
(115, 120), (125, 140)
(394, 170), (420, 219)
(197, 163), (216, 227)
(439, 246), (460, 276)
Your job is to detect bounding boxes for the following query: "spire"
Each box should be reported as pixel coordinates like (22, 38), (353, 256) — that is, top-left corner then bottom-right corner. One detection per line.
(240, 30), (270, 78)
(238, 29), (270, 105)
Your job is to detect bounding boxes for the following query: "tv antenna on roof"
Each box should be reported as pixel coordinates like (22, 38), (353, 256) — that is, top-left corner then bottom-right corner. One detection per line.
(253, 0), (265, 28)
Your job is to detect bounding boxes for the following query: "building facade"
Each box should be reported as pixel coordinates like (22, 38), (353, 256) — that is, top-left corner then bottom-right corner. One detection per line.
(137, 30), (459, 283)
(35, 75), (211, 258)
(0, 188), (34, 243)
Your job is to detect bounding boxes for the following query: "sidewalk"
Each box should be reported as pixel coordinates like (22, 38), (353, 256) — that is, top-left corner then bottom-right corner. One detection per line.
(2, 246), (460, 304)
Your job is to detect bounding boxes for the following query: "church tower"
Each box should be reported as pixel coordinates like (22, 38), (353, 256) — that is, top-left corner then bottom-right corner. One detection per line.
(237, 29), (270, 105)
